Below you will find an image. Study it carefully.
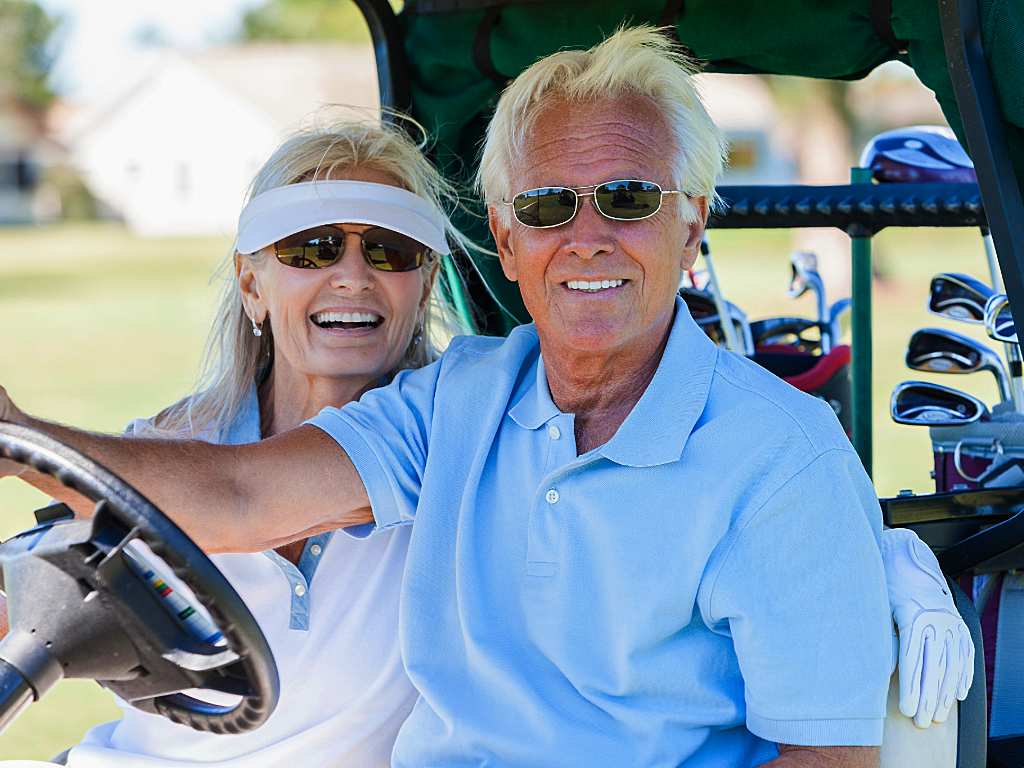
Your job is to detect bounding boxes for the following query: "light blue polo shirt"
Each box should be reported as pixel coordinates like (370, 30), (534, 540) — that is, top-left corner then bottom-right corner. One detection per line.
(308, 297), (891, 768)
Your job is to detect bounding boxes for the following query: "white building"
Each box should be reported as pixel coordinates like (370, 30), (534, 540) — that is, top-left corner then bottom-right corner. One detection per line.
(66, 43), (378, 238)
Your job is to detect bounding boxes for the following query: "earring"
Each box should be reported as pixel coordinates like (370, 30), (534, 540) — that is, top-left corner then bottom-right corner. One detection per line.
(412, 324), (423, 347)
(251, 316), (263, 338)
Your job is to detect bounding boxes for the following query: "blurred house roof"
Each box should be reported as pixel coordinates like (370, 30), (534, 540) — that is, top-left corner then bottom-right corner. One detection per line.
(62, 42), (378, 146)
(55, 42), (379, 236)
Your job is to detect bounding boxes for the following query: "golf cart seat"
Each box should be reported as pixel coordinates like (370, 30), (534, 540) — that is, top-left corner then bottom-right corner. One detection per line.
(879, 579), (985, 768)
(883, 487), (1024, 767)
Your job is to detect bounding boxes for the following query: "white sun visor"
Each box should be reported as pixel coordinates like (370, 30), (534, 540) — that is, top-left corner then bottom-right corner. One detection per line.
(236, 180), (451, 256)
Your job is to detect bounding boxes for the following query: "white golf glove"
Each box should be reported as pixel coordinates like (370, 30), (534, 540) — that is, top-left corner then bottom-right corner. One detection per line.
(881, 527), (975, 728)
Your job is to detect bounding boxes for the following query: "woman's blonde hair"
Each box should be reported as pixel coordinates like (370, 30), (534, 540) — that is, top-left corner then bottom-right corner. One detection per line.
(478, 25), (727, 226)
(147, 117), (472, 438)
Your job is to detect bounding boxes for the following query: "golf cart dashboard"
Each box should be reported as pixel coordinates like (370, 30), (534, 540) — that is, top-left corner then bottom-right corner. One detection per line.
(881, 486), (1024, 578)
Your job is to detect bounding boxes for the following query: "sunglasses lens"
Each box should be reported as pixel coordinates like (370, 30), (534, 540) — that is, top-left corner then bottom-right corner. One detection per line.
(594, 181), (663, 220)
(513, 188), (578, 228)
(362, 227), (428, 272)
(275, 227), (343, 268)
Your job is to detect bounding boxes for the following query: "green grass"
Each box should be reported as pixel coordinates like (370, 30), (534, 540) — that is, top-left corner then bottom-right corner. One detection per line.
(0, 219), (993, 758)
(0, 222), (230, 760)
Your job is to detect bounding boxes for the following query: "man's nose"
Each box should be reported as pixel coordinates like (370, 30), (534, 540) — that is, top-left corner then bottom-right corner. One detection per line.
(328, 235), (375, 291)
(563, 195), (614, 260)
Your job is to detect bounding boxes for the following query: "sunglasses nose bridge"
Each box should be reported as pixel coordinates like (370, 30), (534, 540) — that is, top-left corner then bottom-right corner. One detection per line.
(325, 232), (377, 287)
(562, 195), (617, 260)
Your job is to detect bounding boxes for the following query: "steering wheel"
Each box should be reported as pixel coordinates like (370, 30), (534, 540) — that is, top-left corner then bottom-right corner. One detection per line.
(0, 421), (279, 735)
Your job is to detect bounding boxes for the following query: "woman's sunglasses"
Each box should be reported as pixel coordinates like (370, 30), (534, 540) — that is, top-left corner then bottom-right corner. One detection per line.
(273, 226), (429, 272)
(502, 179), (688, 229)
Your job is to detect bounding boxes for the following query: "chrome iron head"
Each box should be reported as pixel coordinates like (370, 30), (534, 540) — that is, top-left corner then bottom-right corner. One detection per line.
(891, 381), (988, 426)
(905, 327), (1011, 402)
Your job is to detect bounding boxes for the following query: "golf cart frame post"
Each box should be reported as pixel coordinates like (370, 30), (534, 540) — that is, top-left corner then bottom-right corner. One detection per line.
(351, 0), (1024, 478)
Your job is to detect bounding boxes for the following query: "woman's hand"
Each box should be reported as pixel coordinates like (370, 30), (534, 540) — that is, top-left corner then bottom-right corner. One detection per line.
(0, 384), (30, 479)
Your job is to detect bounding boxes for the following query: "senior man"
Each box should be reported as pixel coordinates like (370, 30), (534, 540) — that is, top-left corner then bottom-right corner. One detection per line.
(1, 26), (971, 768)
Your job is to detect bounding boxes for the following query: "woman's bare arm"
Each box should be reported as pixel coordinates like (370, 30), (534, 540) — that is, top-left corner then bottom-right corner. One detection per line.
(1, 391), (373, 553)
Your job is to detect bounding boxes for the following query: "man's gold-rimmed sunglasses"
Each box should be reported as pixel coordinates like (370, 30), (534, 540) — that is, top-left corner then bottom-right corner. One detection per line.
(501, 179), (689, 229)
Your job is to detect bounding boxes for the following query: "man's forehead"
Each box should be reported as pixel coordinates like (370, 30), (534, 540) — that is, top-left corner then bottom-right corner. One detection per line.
(515, 95), (675, 188)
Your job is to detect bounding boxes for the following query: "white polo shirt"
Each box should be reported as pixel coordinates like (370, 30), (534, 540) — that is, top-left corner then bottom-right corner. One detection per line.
(67, 388), (417, 768)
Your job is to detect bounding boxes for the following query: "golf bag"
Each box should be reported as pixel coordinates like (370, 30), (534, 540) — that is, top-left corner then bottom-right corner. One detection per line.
(931, 414), (1024, 741)
(752, 344), (852, 436)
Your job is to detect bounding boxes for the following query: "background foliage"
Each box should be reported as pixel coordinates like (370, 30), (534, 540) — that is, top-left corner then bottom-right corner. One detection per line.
(0, 0), (58, 109)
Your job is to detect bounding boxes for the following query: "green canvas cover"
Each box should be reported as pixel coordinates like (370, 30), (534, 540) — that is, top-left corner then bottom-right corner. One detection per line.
(399, 0), (1024, 333)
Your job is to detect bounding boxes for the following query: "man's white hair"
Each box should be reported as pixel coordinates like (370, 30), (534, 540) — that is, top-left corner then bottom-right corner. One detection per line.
(478, 25), (727, 226)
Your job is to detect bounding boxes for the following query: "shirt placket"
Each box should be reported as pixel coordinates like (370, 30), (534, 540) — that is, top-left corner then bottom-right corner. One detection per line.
(263, 532), (332, 630)
(526, 414), (579, 577)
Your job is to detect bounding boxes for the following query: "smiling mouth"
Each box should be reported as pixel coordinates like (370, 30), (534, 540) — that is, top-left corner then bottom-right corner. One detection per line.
(565, 279), (626, 293)
(311, 311), (383, 330)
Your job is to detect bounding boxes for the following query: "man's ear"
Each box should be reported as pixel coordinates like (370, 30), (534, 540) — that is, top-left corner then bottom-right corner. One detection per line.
(680, 196), (709, 271)
(488, 204), (519, 282)
(237, 252), (267, 322)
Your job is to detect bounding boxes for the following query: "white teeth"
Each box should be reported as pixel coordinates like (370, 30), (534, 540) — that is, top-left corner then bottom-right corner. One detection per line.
(566, 279), (624, 292)
(313, 311), (382, 325)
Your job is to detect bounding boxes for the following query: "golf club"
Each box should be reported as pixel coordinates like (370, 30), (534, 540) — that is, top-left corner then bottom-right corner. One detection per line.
(787, 251), (829, 353)
(699, 237), (742, 354)
(927, 272), (1024, 412)
(981, 293), (1024, 415)
(927, 272), (995, 323)
(905, 327), (1012, 403)
(890, 381), (989, 426)
(983, 293), (1017, 343)
(828, 298), (851, 347)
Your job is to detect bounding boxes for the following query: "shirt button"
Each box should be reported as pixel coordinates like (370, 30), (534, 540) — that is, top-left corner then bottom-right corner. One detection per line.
(310, 544), (322, 556)
(294, 584), (306, 597)
(548, 425), (561, 440)
(545, 489), (559, 504)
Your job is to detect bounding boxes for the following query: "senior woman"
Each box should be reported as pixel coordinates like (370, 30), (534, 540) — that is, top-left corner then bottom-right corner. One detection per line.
(2, 119), (469, 767)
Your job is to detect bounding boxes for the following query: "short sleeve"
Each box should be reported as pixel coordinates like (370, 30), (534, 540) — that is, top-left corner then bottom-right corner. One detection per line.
(704, 447), (891, 747)
(304, 358), (444, 537)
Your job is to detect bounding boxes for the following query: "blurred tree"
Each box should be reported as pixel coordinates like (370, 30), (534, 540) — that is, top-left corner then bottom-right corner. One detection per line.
(0, 0), (58, 109)
(240, 0), (402, 44)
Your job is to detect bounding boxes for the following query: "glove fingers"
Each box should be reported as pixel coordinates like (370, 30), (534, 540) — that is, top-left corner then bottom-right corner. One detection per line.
(914, 627), (940, 728)
(933, 631), (960, 724)
(957, 627), (975, 701)
(898, 622), (926, 718)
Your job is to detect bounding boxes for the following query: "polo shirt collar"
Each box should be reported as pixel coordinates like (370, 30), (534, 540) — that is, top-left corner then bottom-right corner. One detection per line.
(508, 336), (560, 430)
(508, 297), (719, 467)
(599, 296), (718, 467)
(219, 383), (262, 445)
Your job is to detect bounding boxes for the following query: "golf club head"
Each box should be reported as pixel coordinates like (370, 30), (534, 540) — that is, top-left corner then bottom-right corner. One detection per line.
(890, 381), (988, 426)
(788, 252), (828, 351)
(828, 298), (851, 344)
(983, 293), (1017, 344)
(751, 317), (823, 353)
(787, 252), (826, 305)
(905, 327), (1012, 402)
(928, 273), (995, 323)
